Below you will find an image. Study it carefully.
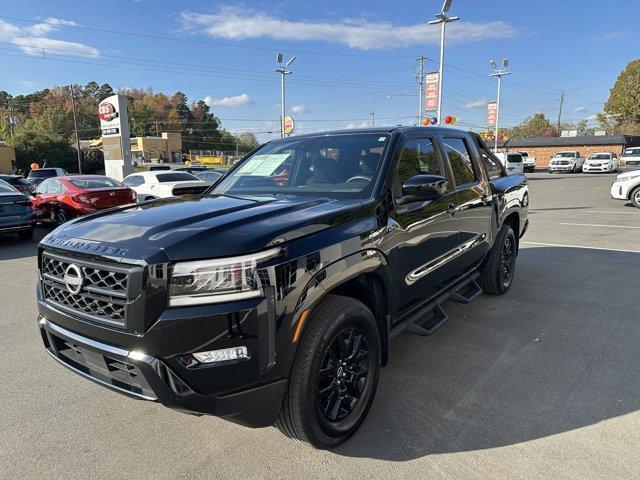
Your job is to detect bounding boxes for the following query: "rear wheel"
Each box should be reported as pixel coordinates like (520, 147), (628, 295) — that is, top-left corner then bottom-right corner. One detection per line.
(276, 295), (381, 448)
(55, 209), (68, 226)
(479, 224), (517, 295)
(631, 187), (640, 209)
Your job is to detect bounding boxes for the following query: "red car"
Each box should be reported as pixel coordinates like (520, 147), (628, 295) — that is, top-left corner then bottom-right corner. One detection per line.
(31, 175), (137, 225)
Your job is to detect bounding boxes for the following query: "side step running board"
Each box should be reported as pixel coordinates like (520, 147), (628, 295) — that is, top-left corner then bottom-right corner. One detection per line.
(406, 304), (448, 336)
(449, 279), (482, 304)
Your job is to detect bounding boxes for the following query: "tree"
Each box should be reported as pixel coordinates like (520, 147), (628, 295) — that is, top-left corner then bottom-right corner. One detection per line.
(600, 59), (640, 134)
(507, 113), (558, 138)
(10, 130), (77, 173)
(236, 132), (260, 153)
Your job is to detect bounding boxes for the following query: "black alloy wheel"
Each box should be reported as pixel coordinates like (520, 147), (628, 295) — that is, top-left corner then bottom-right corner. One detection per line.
(479, 224), (517, 295)
(499, 234), (516, 289)
(317, 327), (369, 422)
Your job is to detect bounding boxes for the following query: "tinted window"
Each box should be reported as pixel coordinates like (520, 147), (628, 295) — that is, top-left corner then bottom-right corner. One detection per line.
(443, 137), (476, 185)
(196, 171), (223, 182)
(69, 177), (120, 189)
(124, 175), (143, 187)
(397, 138), (441, 185)
(0, 179), (16, 193)
(622, 149), (640, 157)
(156, 172), (199, 182)
(28, 169), (57, 179)
(506, 154), (523, 163)
(0, 176), (30, 187)
(590, 154), (611, 160)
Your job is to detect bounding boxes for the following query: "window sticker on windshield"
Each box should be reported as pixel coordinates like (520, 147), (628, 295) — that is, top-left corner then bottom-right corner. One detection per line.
(378, 137), (386, 142)
(236, 154), (290, 176)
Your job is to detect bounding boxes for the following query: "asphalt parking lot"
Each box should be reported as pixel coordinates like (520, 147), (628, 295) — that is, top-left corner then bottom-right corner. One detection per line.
(1, 171), (638, 480)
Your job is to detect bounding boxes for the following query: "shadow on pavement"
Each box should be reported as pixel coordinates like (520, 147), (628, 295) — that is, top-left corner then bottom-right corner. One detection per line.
(0, 227), (49, 261)
(336, 246), (640, 461)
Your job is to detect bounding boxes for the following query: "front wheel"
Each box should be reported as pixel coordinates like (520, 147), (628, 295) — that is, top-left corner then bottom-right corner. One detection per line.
(479, 224), (517, 295)
(55, 209), (68, 226)
(631, 187), (640, 209)
(276, 295), (381, 448)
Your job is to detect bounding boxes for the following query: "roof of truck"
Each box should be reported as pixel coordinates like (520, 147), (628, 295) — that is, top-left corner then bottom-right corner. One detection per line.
(276, 126), (471, 140)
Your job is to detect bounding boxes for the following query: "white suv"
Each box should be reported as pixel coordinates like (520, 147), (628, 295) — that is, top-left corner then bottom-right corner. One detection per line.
(610, 169), (640, 208)
(123, 171), (211, 202)
(582, 152), (619, 173)
(621, 147), (640, 167)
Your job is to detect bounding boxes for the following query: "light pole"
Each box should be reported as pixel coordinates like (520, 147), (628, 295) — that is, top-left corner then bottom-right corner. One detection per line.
(416, 56), (425, 125)
(428, 0), (459, 125)
(489, 58), (510, 153)
(275, 53), (296, 138)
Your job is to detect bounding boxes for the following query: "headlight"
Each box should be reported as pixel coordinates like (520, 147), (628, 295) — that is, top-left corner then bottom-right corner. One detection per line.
(614, 174), (640, 182)
(168, 248), (280, 306)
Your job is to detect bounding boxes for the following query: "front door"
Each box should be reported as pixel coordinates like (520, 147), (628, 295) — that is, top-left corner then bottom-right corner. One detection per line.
(387, 134), (461, 319)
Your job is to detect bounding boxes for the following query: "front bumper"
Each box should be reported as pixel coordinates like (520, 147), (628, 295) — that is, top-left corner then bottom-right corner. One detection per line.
(610, 181), (634, 200)
(583, 164), (611, 172)
(548, 164), (575, 172)
(38, 315), (287, 427)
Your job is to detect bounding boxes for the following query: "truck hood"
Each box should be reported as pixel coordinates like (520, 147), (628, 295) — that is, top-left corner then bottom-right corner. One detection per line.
(42, 194), (363, 261)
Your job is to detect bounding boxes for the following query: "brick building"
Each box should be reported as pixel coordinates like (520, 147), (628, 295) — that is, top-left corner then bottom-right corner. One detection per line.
(498, 135), (640, 168)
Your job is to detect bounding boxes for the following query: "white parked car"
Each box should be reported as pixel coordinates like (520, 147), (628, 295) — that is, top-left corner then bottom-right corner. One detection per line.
(494, 152), (524, 176)
(123, 171), (212, 201)
(620, 147), (640, 167)
(519, 151), (536, 172)
(582, 152), (619, 173)
(610, 168), (640, 208)
(548, 151), (585, 173)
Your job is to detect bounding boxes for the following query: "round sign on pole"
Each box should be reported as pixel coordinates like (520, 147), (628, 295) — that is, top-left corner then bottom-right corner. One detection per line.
(98, 102), (117, 122)
(283, 116), (295, 135)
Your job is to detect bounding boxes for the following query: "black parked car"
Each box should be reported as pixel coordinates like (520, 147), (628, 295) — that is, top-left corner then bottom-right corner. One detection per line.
(0, 174), (35, 195)
(27, 167), (68, 187)
(36, 127), (528, 448)
(0, 179), (33, 239)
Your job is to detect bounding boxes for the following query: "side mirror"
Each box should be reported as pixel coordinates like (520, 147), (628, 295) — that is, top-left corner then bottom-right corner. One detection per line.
(398, 174), (448, 204)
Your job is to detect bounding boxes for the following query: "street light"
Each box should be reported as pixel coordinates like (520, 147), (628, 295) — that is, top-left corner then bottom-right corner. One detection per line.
(428, 0), (459, 125)
(489, 57), (511, 153)
(275, 53), (296, 138)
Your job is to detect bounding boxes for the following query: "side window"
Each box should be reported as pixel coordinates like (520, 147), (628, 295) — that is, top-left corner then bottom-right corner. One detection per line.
(396, 138), (441, 186)
(443, 137), (477, 186)
(35, 179), (51, 195)
(49, 180), (65, 193)
(124, 175), (142, 187)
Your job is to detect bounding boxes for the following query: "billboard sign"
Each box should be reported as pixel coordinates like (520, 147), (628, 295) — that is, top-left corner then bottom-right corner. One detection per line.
(425, 72), (439, 111)
(487, 102), (497, 127)
(283, 116), (295, 135)
(99, 94), (132, 180)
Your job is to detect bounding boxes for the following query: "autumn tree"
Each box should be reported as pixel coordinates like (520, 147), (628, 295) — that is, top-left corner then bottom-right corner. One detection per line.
(598, 59), (640, 134)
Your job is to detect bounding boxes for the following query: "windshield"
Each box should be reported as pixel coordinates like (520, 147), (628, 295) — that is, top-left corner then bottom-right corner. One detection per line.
(589, 154), (610, 160)
(211, 133), (389, 198)
(554, 152), (576, 158)
(0, 179), (17, 193)
(28, 169), (57, 178)
(0, 176), (30, 187)
(68, 177), (121, 189)
(156, 172), (199, 182)
(622, 149), (640, 157)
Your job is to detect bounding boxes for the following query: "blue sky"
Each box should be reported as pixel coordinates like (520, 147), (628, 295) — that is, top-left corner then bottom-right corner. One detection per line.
(1, 0), (637, 141)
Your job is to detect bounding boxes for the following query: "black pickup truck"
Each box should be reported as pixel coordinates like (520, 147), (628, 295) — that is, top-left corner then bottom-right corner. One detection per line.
(36, 127), (528, 448)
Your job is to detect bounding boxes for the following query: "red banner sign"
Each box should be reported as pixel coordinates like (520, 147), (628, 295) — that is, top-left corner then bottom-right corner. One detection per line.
(487, 102), (497, 127)
(424, 72), (439, 111)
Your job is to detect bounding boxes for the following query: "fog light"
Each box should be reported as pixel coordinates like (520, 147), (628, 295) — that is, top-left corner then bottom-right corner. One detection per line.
(192, 346), (250, 364)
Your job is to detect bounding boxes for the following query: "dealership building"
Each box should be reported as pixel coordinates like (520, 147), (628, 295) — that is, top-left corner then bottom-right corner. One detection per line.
(498, 135), (640, 167)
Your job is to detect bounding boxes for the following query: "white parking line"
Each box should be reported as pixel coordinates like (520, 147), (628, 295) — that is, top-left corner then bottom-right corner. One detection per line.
(529, 209), (640, 215)
(522, 241), (640, 254)
(558, 222), (640, 229)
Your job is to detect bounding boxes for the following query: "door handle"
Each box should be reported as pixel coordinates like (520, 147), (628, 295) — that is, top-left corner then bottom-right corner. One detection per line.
(447, 203), (458, 216)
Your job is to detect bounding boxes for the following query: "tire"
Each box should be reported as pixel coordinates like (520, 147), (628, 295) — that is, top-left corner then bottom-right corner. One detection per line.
(55, 209), (68, 226)
(631, 187), (640, 209)
(17, 228), (34, 240)
(479, 224), (517, 295)
(276, 295), (381, 448)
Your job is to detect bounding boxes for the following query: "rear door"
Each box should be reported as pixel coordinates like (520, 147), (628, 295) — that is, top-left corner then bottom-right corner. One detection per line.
(387, 133), (461, 318)
(440, 134), (494, 273)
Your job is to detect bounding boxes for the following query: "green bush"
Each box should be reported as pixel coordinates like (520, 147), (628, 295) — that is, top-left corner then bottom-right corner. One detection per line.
(11, 131), (78, 174)
(81, 148), (104, 174)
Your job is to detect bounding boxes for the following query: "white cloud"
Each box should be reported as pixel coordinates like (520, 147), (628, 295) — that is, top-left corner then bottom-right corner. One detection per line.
(0, 18), (99, 58)
(291, 104), (310, 114)
(204, 93), (254, 108)
(346, 122), (369, 129)
(464, 98), (489, 109)
(590, 31), (628, 43)
(574, 106), (587, 113)
(180, 6), (517, 50)
(20, 80), (37, 88)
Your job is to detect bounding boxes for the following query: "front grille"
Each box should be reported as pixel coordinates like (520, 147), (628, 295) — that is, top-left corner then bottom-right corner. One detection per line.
(40, 251), (143, 330)
(172, 186), (208, 196)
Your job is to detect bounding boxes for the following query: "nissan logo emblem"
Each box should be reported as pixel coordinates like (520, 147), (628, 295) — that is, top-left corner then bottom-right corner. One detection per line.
(63, 264), (83, 295)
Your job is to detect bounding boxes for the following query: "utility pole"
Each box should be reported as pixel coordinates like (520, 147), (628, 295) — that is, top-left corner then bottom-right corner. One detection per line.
(428, 0), (459, 125)
(275, 53), (296, 138)
(416, 56), (426, 125)
(557, 91), (565, 133)
(7, 97), (15, 139)
(155, 120), (159, 137)
(69, 84), (82, 173)
(370, 108), (375, 127)
(489, 58), (511, 153)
